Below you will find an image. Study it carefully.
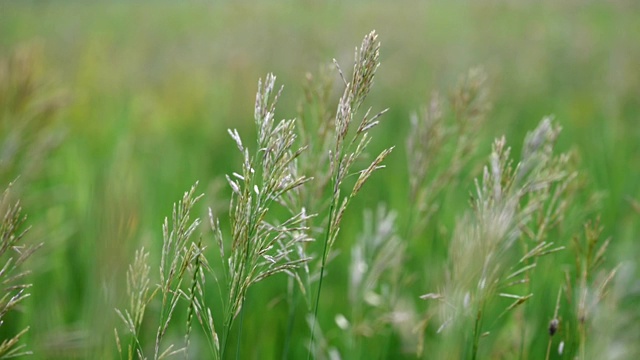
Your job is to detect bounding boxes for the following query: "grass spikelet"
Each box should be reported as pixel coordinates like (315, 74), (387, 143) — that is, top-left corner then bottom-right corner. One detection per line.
(115, 183), (206, 360)
(405, 68), (490, 239)
(211, 73), (314, 357)
(0, 184), (40, 358)
(308, 30), (394, 357)
(564, 218), (620, 360)
(341, 205), (409, 356)
(424, 117), (576, 358)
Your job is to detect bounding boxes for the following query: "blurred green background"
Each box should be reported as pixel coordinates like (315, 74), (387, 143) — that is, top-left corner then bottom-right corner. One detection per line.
(1, 0), (639, 358)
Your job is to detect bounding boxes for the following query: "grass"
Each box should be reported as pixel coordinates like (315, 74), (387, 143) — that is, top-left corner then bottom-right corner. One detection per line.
(0, 184), (41, 358)
(1, 1), (639, 359)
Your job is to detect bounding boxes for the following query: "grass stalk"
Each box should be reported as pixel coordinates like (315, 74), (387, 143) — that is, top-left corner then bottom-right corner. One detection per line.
(307, 197), (336, 359)
(0, 184), (40, 358)
(471, 306), (483, 360)
(305, 30), (392, 359)
(213, 72), (315, 358)
(545, 288), (562, 360)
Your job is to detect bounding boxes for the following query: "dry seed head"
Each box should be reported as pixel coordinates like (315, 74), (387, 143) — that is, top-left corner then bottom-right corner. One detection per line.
(549, 318), (559, 336)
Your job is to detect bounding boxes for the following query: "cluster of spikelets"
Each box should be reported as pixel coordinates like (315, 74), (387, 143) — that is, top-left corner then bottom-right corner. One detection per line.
(110, 30), (635, 360)
(113, 31), (396, 360)
(0, 185), (41, 358)
(1, 32), (634, 359)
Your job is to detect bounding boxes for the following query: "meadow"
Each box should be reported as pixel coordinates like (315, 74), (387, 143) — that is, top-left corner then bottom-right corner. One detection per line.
(1, 1), (639, 359)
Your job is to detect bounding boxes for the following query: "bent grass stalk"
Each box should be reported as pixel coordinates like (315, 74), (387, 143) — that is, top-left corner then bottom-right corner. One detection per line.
(307, 30), (393, 358)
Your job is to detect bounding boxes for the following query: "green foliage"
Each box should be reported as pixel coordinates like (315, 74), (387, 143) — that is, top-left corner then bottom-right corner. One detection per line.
(1, 2), (639, 359)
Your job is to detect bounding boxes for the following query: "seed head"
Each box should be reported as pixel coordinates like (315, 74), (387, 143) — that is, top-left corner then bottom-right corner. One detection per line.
(549, 318), (559, 336)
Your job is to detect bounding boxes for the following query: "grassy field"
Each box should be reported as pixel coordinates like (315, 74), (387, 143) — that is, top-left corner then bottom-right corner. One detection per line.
(1, 1), (639, 359)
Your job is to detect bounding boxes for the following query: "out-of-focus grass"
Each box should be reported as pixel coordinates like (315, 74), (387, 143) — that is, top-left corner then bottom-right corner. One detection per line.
(1, 1), (639, 358)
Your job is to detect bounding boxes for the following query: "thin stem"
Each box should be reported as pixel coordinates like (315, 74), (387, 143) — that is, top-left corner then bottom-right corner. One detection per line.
(308, 196), (337, 360)
(221, 309), (234, 358)
(379, 327), (392, 359)
(184, 247), (202, 359)
(579, 321), (586, 360)
(221, 183), (264, 358)
(546, 288), (562, 360)
(282, 284), (298, 360)
(471, 303), (484, 360)
(236, 303), (246, 360)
